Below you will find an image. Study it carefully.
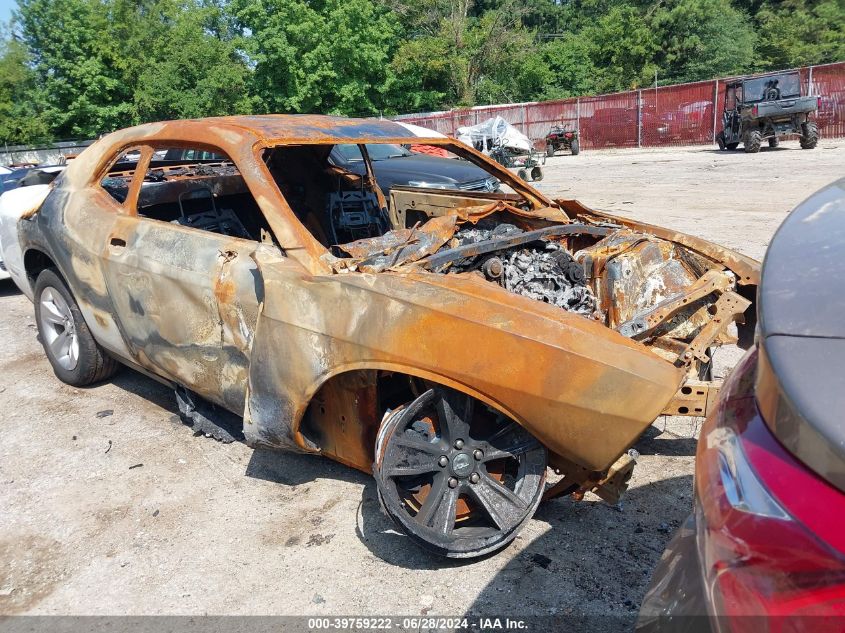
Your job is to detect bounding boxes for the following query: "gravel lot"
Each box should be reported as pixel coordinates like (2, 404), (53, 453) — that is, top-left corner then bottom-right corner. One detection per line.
(1, 138), (843, 629)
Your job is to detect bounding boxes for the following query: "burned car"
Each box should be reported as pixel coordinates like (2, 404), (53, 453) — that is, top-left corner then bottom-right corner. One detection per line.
(17, 115), (759, 558)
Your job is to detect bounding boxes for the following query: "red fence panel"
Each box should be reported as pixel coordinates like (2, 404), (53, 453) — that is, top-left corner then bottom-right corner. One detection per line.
(522, 98), (578, 140)
(395, 62), (845, 149)
(578, 92), (639, 149)
(641, 81), (716, 147)
(812, 62), (845, 139)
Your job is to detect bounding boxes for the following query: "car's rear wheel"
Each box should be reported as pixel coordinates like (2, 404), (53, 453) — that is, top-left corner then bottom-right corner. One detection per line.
(800, 121), (819, 149)
(34, 268), (119, 386)
(717, 132), (726, 150)
(744, 130), (762, 153)
(570, 139), (580, 155)
(530, 166), (543, 181)
(373, 387), (547, 558)
(517, 168), (528, 181)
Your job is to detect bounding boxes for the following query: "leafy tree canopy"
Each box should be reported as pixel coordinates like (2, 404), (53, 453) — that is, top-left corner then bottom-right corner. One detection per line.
(0, 0), (840, 143)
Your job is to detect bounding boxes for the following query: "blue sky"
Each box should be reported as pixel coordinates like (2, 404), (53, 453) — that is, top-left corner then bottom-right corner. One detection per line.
(0, 0), (16, 25)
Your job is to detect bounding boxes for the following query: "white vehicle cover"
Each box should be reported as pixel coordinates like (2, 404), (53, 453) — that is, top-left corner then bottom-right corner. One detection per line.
(0, 184), (51, 298)
(456, 116), (532, 154)
(395, 121), (448, 138)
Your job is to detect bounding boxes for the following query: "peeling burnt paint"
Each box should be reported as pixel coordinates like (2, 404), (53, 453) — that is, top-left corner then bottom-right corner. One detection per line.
(17, 114), (760, 491)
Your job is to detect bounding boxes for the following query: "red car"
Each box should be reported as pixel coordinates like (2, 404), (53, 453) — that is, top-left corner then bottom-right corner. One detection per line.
(638, 177), (845, 632)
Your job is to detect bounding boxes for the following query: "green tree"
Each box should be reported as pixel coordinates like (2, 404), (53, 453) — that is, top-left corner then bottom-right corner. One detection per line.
(133, 2), (253, 121)
(581, 5), (659, 91)
(756, 0), (845, 68)
(651, 0), (758, 83)
(233, 0), (398, 115)
(0, 27), (50, 145)
(385, 1), (555, 110)
(16, 0), (135, 138)
(539, 35), (600, 99)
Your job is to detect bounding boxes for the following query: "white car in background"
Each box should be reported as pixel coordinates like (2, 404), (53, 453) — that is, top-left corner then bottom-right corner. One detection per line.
(0, 166), (65, 297)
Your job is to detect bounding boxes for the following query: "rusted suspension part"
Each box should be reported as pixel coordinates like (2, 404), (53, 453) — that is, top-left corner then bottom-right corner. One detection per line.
(617, 269), (735, 339)
(679, 291), (752, 366)
(544, 452), (636, 505)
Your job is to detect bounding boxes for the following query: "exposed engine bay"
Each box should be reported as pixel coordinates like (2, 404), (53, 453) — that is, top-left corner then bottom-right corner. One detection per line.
(327, 199), (753, 387)
(433, 222), (597, 317)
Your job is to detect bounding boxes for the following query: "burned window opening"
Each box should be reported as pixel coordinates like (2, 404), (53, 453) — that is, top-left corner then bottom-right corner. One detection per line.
(111, 147), (277, 243)
(100, 147), (145, 204)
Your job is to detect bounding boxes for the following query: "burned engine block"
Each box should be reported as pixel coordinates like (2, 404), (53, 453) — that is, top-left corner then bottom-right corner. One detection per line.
(448, 224), (597, 316)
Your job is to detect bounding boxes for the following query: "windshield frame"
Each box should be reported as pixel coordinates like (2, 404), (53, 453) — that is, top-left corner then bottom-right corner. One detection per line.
(257, 137), (556, 214)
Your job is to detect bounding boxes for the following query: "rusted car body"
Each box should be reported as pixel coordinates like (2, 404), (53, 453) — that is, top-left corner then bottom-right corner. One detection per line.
(18, 115), (759, 558)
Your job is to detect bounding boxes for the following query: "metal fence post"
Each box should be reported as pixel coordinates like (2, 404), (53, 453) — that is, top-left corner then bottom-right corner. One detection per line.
(576, 98), (580, 135)
(712, 79), (719, 144)
(637, 89), (642, 148)
(808, 65), (814, 95)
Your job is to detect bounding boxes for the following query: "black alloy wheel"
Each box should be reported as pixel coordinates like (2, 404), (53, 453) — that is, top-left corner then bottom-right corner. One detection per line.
(374, 387), (547, 558)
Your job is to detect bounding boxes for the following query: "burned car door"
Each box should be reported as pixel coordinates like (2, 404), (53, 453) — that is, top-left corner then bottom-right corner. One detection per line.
(98, 145), (274, 413)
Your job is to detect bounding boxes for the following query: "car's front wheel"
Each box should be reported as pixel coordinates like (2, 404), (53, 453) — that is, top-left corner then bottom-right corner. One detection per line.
(373, 387), (547, 558)
(34, 268), (119, 386)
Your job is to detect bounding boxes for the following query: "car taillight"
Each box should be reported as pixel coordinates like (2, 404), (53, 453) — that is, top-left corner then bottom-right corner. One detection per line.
(696, 348), (845, 632)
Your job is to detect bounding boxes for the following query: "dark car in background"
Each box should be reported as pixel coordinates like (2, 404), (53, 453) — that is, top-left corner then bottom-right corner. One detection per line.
(0, 165), (65, 193)
(638, 177), (845, 632)
(329, 143), (499, 194)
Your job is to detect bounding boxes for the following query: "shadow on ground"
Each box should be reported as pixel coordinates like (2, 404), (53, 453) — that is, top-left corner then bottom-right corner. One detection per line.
(353, 467), (694, 605)
(633, 423), (698, 457)
(462, 475), (694, 632)
(0, 278), (22, 298)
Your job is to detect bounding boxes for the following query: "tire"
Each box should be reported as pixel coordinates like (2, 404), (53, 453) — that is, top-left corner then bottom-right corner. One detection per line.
(545, 145), (555, 157)
(517, 168), (528, 181)
(373, 387), (547, 559)
(570, 139), (580, 155)
(34, 268), (119, 386)
(530, 166), (543, 181)
(800, 121), (819, 149)
(768, 136), (779, 148)
(744, 130), (762, 153)
(717, 132), (726, 150)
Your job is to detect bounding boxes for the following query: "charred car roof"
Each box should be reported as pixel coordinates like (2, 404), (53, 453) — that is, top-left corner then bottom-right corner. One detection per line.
(101, 115), (446, 146)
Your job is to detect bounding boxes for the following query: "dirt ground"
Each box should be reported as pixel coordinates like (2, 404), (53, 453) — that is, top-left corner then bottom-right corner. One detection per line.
(1, 138), (843, 629)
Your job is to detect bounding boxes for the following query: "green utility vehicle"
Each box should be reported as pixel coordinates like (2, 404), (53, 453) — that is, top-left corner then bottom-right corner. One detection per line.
(717, 71), (820, 153)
